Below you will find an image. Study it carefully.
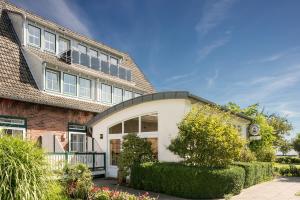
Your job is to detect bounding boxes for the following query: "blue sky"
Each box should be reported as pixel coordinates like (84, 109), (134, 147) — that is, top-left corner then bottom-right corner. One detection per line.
(11, 0), (300, 138)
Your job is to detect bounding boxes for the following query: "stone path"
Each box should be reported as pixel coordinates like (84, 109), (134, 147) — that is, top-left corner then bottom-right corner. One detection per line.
(94, 177), (300, 200)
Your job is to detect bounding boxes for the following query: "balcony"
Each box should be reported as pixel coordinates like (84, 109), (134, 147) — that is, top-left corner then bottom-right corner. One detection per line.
(60, 49), (132, 82)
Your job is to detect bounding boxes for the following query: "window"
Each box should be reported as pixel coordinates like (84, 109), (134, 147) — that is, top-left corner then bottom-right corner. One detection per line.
(59, 37), (70, 53)
(78, 44), (87, 54)
(110, 57), (118, 66)
(101, 84), (112, 103)
(109, 123), (122, 134)
(124, 117), (139, 133)
(146, 138), (158, 159)
(90, 49), (98, 58)
(70, 133), (85, 152)
(101, 53), (109, 62)
(2, 128), (24, 138)
(110, 139), (121, 166)
(126, 70), (132, 81)
(141, 114), (158, 132)
(79, 78), (91, 98)
(45, 69), (60, 92)
(0, 116), (26, 139)
(28, 24), (41, 47)
(113, 87), (123, 104)
(63, 73), (77, 96)
(123, 90), (132, 101)
(44, 31), (56, 52)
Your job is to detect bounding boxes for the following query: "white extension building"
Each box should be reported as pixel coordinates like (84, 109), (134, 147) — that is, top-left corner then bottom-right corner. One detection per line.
(88, 91), (252, 178)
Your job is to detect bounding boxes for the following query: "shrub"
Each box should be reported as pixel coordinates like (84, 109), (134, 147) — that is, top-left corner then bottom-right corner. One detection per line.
(234, 162), (273, 188)
(168, 105), (245, 168)
(131, 162), (245, 199)
(62, 163), (93, 200)
(236, 147), (256, 162)
(293, 133), (300, 156)
(276, 157), (300, 164)
(274, 164), (300, 177)
(45, 181), (69, 200)
(0, 135), (50, 200)
(253, 146), (276, 162)
(118, 133), (154, 183)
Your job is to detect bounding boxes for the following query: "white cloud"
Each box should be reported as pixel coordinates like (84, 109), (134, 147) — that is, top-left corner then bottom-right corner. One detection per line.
(195, 0), (236, 35)
(11, 0), (92, 37)
(206, 69), (219, 88)
(197, 36), (230, 60)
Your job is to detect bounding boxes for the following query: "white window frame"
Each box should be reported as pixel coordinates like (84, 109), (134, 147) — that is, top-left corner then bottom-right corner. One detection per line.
(79, 77), (92, 99)
(90, 49), (98, 58)
(69, 132), (86, 152)
(0, 126), (26, 139)
(63, 73), (77, 96)
(28, 24), (41, 48)
(101, 83), (112, 104)
(45, 69), (60, 92)
(113, 87), (123, 104)
(44, 30), (56, 53)
(78, 44), (87, 54)
(123, 90), (132, 101)
(58, 37), (70, 54)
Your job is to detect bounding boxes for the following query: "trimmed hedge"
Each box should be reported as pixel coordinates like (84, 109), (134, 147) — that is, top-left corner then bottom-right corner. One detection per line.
(276, 157), (300, 164)
(234, 162), (273, 188)
(274, 164), (300, 177)
(130, 162), (245, 199)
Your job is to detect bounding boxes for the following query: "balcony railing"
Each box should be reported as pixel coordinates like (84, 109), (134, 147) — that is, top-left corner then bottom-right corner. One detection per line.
(60, 49), (132, 82)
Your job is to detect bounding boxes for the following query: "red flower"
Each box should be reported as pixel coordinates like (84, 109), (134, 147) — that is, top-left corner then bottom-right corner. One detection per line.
(91, 186), (101, 193)
(101, 186), (110, 191)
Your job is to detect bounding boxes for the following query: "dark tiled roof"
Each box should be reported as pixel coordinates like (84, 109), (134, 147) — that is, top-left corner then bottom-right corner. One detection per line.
(0, 11), (108, 113)
(87, 91), (253, 126)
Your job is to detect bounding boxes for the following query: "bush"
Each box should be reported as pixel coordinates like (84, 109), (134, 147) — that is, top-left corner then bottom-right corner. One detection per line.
(118, 133), (154, 183)
(62, 163), (93, 200)
(274, 164), (300, 177)
(0, 135), (50, 200)
(276, 157), (300, 164)
(131, 162), (245, 199)
(45, 181), (69, 200)
(168, 105), (245, 168)
(253, 146), (276, 162)
(234, 162), (273, 188)
(236, 147), (256, 162)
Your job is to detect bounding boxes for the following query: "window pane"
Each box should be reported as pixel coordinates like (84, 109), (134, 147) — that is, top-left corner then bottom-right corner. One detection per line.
(101, 84), (112, 103)
(46, 69), (60, 91)
(126, 70), (132, 81)
(79, 78), (91, 98)
(59, 37), (70, 53)
(110, 57), (118, 65)
(110, 139), (121, 166)
(100, 53), (108, 62)
(124, 117), (139, 133)
(113, 87), (123, 104)
(63, 73), (77, 96)
(123, 90), (132, 101)
(44, 31), (55, 52)
(70, 134), (85, 152)
(141, 114), (158, 132)
(78, 44), (87, 54)
(109, 123), (122, 134)
(146, 138), (158, 160)
(3, 128), (24, 139)
(90, 49), (98, 58)
(28, 25), (41, 47)
(118, 67), (126, 80)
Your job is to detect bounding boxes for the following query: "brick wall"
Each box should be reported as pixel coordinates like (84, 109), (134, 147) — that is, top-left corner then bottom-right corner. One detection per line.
(0, 98), (96, 149)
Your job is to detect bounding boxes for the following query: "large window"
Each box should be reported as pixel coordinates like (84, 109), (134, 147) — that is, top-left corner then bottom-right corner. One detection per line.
(78, 44), (87, 54)
(44, 31), (56, 52)
(123, 90), (132, 101)
(70, 133), (85, 152)
(45, 69), (60, 92)
(101, 84), (112, 103)
(113, 87), (123, 104)
(110, 57), (118, 66)
(110, 139), (121, 166)
(28, 24), (41, 47)
(79, 78), (91, 98)
(109, 122), (122, 134)
(124, 117), (139, 133)
(59, 37), (70, 53)
(141, 114), (158, 132)
(63, 73), (77, 96)
(90, 49), (98, 58)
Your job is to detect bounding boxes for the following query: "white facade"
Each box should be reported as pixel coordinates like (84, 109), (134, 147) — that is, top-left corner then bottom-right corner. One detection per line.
(91, 97), (251, 178)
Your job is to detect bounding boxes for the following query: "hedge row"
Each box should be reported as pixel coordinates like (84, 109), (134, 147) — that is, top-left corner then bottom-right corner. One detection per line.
(276, 157), (300, 164)
(131, 162), (245, 199)
(274, 164), (300, 177)
(234, 162), (273, 188)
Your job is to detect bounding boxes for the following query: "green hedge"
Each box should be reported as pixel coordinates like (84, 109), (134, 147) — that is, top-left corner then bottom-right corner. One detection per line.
(234, 162), (273, 188)
(274, 164), (300, 177)
(130, 162), (245, 199)
(276, 157), (300, 164)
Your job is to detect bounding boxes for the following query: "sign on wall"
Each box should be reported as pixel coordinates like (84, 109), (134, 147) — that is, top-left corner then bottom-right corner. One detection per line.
(249, 124), (261, 141)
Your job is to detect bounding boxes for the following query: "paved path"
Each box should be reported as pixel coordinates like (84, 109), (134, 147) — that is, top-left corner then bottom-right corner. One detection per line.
(94, 177), (300, 200)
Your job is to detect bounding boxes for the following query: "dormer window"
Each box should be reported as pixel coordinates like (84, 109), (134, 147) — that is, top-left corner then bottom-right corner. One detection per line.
(28, 24), (41, 47)
(63, 73), (77, 96)
(45, 69), (60, 92)
(59, 37), (70, 54)
(44, 31), (56, 53)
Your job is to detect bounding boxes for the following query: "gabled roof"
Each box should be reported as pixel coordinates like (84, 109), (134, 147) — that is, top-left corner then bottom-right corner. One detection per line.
(87, 91), (253, 126)
(0, 11), (108, 113)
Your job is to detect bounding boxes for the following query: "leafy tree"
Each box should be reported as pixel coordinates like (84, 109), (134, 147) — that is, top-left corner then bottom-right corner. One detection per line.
(278, 139), (292, 156)
(118, 133), (154, 183)
(168, 104), (245, 168)
(293, 133), (300, 157)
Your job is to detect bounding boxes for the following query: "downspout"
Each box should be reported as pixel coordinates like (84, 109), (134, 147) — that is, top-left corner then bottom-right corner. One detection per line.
(5, 9), (26, 46)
